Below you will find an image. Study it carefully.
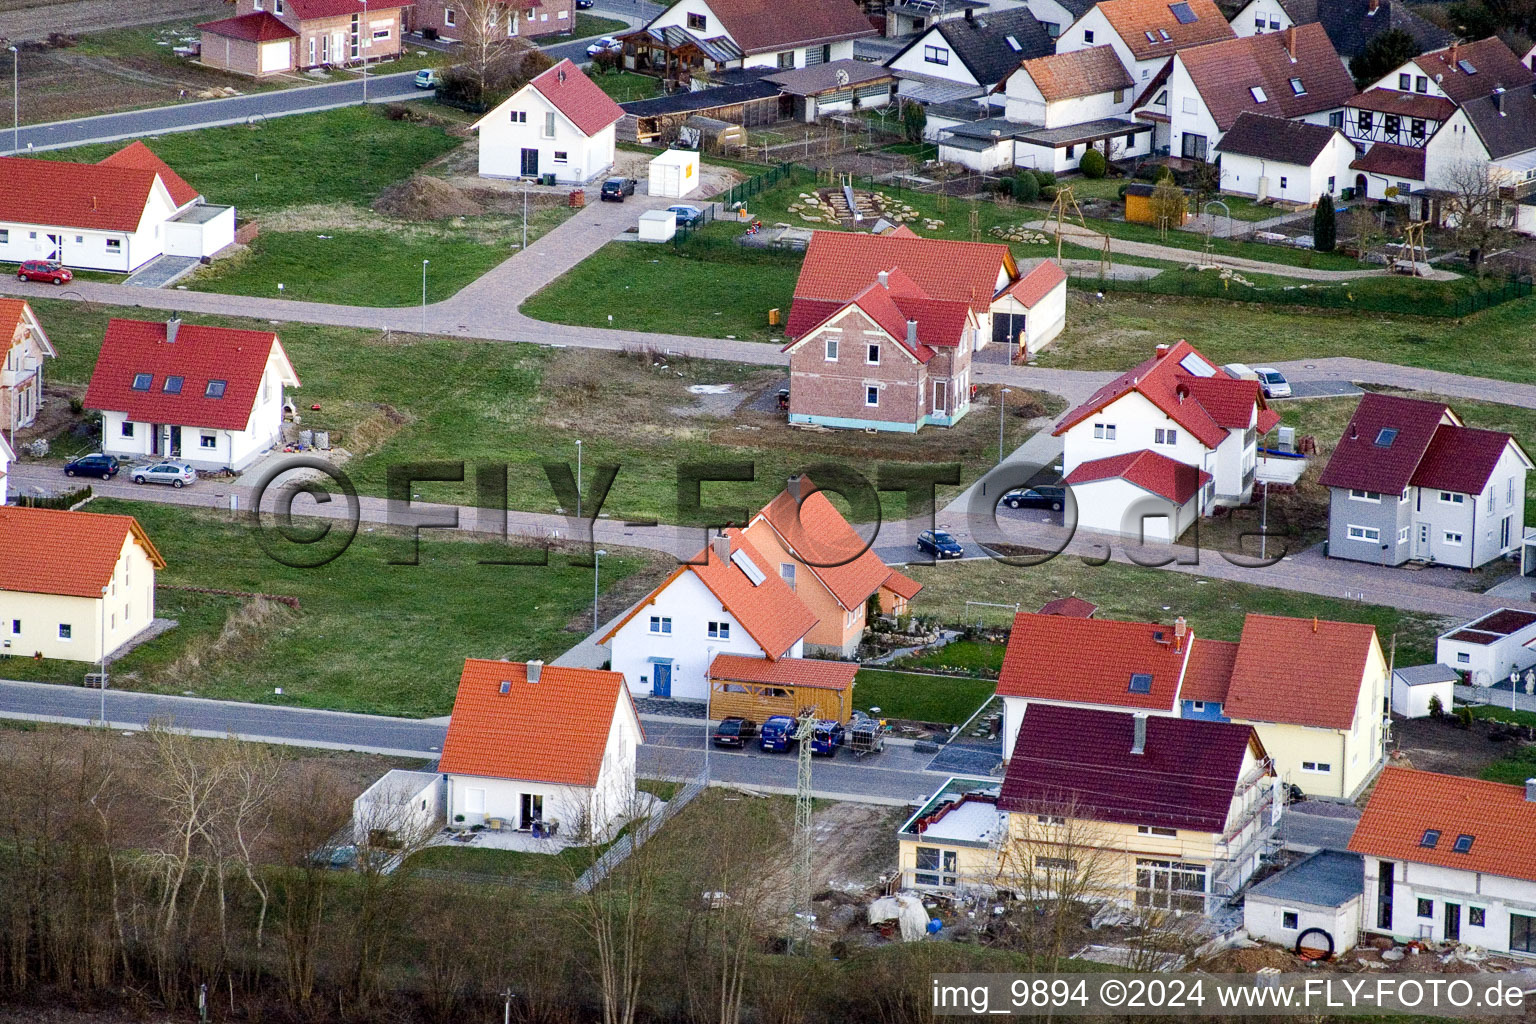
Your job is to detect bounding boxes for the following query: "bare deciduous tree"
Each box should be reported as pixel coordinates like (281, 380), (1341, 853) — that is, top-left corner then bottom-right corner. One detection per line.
(1443, 158), (1511, 273)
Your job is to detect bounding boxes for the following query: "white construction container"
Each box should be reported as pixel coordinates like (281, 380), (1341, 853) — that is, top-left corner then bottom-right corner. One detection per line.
(648, 148), (700, 199)
(638, 209), (678, 243)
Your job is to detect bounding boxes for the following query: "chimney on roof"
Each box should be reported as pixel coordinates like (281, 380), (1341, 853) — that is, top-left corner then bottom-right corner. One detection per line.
(906, 319), (919, 345)
(1173, 615), (1187, 652)
(166, 316), (181, 345)
(1284, 26), (1296, 61)
(1312, 615), (1319, 634)
(526, 659), (543, 684)
(1349, 422), (1358, 440)
(965, 6), (973, 19)
(788, 473), (804, 500)
(1450, 40), (1459, 65)
(1526, 778), (1536, 802)
(1132, 712), (1148, 756)
(1368, 0), (1378, 11)
(90, 195), (98, 211)
(1493, 86), (1505, 113)
(1155, 343), (1170, 358)
(711, 532), (730, 564)
(878, 269), (890, 289)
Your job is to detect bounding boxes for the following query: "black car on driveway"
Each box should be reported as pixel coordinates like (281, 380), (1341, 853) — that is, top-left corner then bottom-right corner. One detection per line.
(1001, 485), (1066, 511)
(63, 453), (120, 479)
(917, 530), (964, 559)
(712, 717), (759, 748)
(600, 177), (636, 201)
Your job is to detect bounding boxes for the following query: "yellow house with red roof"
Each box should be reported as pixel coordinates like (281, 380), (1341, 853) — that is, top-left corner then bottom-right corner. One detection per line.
(0, 299), (55, 435)
(0, 506), (165, 664)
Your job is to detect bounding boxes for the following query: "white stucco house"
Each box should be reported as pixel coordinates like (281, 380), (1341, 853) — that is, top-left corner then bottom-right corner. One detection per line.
(1215, 112), (1358, 204)
(1352, 767), (1536, 956)
(352, 770), (444, 846)
(632, 0), (874, 75)
(0, 141), (234, 273)
(437, 658), (644, 841)
(472, 59), (625, 184)
(600, 529), (816, 702)
(886, 7), (1053, 98)
(1055, 0), (1235, 85)
(1052, 339), (1281, 537)
(84, 317), (300, 473)
(991, 259), (1068, 355)
(1435, 609), (1536, 687)
(1244, 850), (1364, 955)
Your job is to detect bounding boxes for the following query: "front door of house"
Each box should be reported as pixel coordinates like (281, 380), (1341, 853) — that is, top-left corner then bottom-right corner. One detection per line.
(151, 424), (161, 456)
(1502, 515), (1512, 549)
(652, 661), (671, 698)
(168, 425), (182, 458)
(1414, 522), (1430, 559)
(1181, 133), (1207, 161)
(1445, 902), (1461, 942)
(519, 793), (543, 829)
(932, 380), (945, 416)
(521, 147), (539, 177)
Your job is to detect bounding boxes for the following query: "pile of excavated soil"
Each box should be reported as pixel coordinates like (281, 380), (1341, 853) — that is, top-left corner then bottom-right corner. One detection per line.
(372, 176), (485, 220)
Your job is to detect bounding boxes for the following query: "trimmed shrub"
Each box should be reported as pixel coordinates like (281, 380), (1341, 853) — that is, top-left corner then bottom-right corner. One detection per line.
(1313, 194), (1337, 253)
(1079, 149), (1107, 179)
(1032, 169), (1056, 189)
(1014, 172), (1040, 202)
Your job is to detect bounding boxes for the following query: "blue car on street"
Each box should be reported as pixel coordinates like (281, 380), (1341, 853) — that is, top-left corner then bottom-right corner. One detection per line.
(810, 720), (844, 757)
(760, 715), (797, 752)
(917, 529), (964, 559)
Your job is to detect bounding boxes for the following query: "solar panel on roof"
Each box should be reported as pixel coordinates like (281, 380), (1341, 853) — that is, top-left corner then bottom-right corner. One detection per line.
(1458, 59), (1476, 74)
(1178, 352), (1216, 376)
(1006, 34), (1022, 51)
(1128, 673), (1153, 694)
(1169, 1), (1197, 22)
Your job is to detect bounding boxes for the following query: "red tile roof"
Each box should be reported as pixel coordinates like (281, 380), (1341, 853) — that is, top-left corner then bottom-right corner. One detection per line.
(998, 612), (1192, 711)
(1410, 424), (1523, 495)
(1009, 46), (1134, 101)
(1349, 141), (1426, 181)
(754, 476), (920, 610)
(1097, 0), (1234, 61)
(84, 318), (298, 431)
(793, 230), (1017, 315)
(0, 506), (165, 599)
(1349, 767), (1536, 884)
(528, 59), (625, 136)
(882, 570), (922, 600)
(1345, 87), (1456, 122)
(0, 156), (168, 233)
(437, 659), (638, 787)
(97, 140), (201, 209)
(1176, 24), (1356, 131)
(1410, 37), (1534, 105)
(1225, 613), (1379, 729)
(600, 528), (816, 659)
(1181, 637), (1238, 703)
(198, 9), (298, 42)
(1317, 392), (1453, 493)
(1054, 340), (1269, 450)
(709, 653), (857, 690)
(286, 0), (410, 19)
(1065, 449), (1212, 504)
(1004, 259), (1067, 308)
(0, 299), (56, 358)
(697, 0), (875, 54)
(1037, 596), (1097, 617)
(999, 704), (1263, 834)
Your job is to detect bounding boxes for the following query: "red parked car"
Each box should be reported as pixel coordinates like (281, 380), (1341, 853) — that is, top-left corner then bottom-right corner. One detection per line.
(16, 260), (72, 285)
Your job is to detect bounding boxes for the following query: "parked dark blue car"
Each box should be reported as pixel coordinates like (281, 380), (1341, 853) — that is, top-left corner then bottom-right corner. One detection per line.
(917, 529), (964, 559)
(810, 720), (844, 757)
(63, 453), (119, 479)
(759, 715), (797, 752)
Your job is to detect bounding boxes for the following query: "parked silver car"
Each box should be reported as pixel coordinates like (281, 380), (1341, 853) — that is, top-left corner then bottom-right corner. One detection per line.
(132, 461), (197, 488)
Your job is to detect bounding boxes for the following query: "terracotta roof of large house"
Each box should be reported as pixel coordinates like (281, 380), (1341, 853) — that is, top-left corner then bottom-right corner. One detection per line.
(1180, 637), (1238, 703)
(1350, 767), (1536, 883)
(1053, 339), (1270, 450)
(788, 273), (974, 359)
(1316, 392), (1527, 496)
(0, 506), (165, 599)
(84, 318), (298, 431)
(599, 528), (816, 659)
(1349, 140), (1426, 181)
(1273, 0), (1451, 61)
(1065, 449), (1212, 504)
(525, 59), (625, 136)
(1175, 24), (1356, 131)
(1345, 87), (1457, 122)
(0, 299), (56, 357)
(753, 477), (921, 611)
(793, 230), (1018, 315)
(1007, 45), (1134, 101)
(1224, 613), (1379, 729)
(1003, 259), (1067, 307)
(998, 611), (1192, 711)
(438, 659), (638, 787)
(197, 10), (299, 43)
(97, 140), (201, 208)
(692, 0), (875, 55)
(709, 653), (857, 690)
(1215, 112), (1345, 165)
(0, 156), (171, 233)
(1094, 0), (1233, 61)
(999, 704), (1262, 833)
(1410, 37), (1533, 105)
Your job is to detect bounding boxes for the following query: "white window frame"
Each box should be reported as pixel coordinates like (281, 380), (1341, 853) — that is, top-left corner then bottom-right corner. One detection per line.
(553, 151), (568, 164)
(444, 6), (455, 24)
(58, 624), (72, 641)
(1398, 526), (1409, 544)
(1443, 531), (1464, 546)
(121, 421), (135, 438)
(1348, 488), (1380, 502)
(1346, 525), (1380, 542)
(1093, 422), (1116, 441)
(866, 342), (880, 365)
(824, 337), (838, 361)
(1282, 910), (1299, 929)
(707, 621), (730, 639)
(1137, 825), (1177, 837)
(1154, 428), (1177, 445)
(648, 615), (672, 634)
(1300, 761), (1332, 773)
(200, 434), (217, 449)
(1439, 491), (1464, 504)
(1456, 652), (1470, 664)
(543, 111), (556, 138)
(865, 385), (880, 407)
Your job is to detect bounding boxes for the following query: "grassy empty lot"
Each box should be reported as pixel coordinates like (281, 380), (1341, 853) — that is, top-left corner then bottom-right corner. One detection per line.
(853, 669), (996, 726)
(0, 500), (656, 717)
(887, 639), (1004, 678)
(590, 70), (663, 102)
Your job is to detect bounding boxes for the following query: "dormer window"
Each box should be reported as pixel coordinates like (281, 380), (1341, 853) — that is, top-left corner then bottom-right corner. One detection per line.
(131, 373), (152, 391)
(1128, 672), (1153, 694)
(206, 379), (227, 398)
(1250, 86), (1267, 102)
(1375, 427), (1398, 447)
(163, 375), (183, 394)
(1158, 28), (1171, 40)
(1289, 77), (1304, 95)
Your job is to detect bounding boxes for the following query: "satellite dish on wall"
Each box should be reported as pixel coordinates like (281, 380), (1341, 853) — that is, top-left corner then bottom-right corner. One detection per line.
(836, 68), (850, 86)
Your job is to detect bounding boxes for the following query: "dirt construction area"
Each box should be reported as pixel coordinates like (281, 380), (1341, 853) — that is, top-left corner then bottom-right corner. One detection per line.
(432, 140), (752, 201)
(0, 0), (223, 41)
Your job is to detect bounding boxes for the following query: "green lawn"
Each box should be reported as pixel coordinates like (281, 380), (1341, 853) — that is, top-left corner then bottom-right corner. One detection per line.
(887, 639), (1004, 678)
(408, 842), (595, 883)
(43, 107), (462, 213)
(853, 669), (996, 725)
(589, 70), (663, 102)
(1467, 705), (1536, 728)
(1065, 176), (1280, 221)
(0, 500), (653, 717)
(1481, 743), (1536, 786)
(566, 13), (627, 38)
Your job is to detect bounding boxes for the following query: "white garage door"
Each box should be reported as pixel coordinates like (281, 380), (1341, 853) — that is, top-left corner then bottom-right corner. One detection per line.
(259, 40), (290, 73)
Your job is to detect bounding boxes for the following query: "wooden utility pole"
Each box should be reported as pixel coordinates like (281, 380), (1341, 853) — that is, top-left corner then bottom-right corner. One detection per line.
(1047, 185), (1087, 261)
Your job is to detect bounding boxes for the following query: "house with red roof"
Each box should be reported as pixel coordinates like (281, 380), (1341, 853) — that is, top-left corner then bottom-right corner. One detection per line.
(471, 59), (625, 184)
(628, 0), (874, 80)
(1319, 392), (1530, 569)
(0, 505), (165, 663)
(599, 529), (817, 702)
(85, 317), (301, 472)
(743, 474), (921, 656)
(1350, 767), (1536, 954)
(437, 658), (643, 838)
(0, 141), (233, 273)
(0, 299), (56, 433)
(996, 609), (1388, 797)
(1056, 0), (1235, 85)
(1053, 339), (1279, 539)
(208, 0), (411, 71)
(409, 0), (573, 46)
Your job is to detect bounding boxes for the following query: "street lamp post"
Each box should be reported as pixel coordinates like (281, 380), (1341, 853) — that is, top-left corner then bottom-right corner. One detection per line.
(421, 259), (429, 332)
(1513, 670), (1521, 712)
(8, 46), (17, 155)
(575, 439), (582, 523)
(593, 549), (607, 634)
(359, 0), (369, 102)
(98, 584), (108, 725)
(997, 386), (1011, 465)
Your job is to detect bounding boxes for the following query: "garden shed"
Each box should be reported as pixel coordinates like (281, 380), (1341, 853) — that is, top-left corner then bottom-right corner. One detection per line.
(1390, 663), (1457, 719)
(648, 148), (700, 198)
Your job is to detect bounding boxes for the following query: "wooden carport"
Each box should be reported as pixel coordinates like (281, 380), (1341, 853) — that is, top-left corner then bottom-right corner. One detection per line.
(708, 653), (858, 723)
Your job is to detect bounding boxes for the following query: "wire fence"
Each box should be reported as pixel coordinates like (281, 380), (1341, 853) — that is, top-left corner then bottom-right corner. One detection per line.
(573, 778), (705, 893)
(714, 161), (796, 209)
